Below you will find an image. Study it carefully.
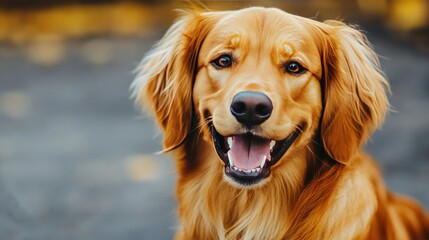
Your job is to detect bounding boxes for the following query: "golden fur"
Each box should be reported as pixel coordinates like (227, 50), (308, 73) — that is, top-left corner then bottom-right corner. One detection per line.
(132, 7), (429, 239)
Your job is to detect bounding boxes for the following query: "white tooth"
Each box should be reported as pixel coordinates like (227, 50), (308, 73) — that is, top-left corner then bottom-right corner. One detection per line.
(251, 169), (256, 173)
(233, 166), (238, 171)
(227, 137), (233, 148)
(270, 140), (275, 150)
(256, 167), (261, 172)
(227, 151), (234, 167)
(260, 155), (267, 168)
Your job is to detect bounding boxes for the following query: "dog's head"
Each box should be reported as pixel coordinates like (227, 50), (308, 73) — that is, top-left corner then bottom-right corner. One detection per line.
(133, 7), (389, 188)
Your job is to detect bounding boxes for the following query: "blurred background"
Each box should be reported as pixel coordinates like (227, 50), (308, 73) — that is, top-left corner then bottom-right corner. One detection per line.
(0, 0), (428, 239)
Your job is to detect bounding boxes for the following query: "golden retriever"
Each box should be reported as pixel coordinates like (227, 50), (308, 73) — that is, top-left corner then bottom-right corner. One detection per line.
(132, 7), (429, 239)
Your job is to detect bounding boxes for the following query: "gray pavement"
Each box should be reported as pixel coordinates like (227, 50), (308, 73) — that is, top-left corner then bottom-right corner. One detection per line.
(0, 32), (428, 240)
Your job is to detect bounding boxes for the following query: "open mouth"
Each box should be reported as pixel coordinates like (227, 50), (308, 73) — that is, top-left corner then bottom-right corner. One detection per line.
(211, 124), (302, 186)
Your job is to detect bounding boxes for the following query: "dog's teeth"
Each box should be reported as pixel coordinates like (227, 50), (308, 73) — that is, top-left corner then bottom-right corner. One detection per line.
(260, 155), (267, 168)
(233, 166), (238, 171)
(256, 167), (261, 172)
(227, 137), (233, 148)
(270, 140), (275, 150)
(227, 151), (234, 167)
(251, 169), (256, 173)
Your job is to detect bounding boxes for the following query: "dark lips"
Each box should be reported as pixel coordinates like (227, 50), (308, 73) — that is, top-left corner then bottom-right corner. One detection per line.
(211, 124), (302, 186)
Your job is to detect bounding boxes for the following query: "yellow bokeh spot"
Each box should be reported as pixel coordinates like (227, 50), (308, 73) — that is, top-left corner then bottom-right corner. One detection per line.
(126, 155), (160, 182)
(0, 91), (29, 119)
(389, 0), (427, 31)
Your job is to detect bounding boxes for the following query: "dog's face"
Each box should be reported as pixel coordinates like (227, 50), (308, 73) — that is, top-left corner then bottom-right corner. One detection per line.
(134, 7), (388, 188)
(194, 9), (323, 186)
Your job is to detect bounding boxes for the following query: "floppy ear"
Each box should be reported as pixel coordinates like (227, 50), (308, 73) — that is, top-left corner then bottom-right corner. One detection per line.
(320, 21), (390, 164)
(131, 10), (222, 152)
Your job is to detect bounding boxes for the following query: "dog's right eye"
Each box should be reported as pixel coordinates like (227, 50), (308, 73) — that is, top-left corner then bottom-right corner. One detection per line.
(211, 54), (233, 69)
(285, 61), (307, 75)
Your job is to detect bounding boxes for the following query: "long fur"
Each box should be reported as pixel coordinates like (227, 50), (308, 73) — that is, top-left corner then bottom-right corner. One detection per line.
(132, 7), (429, 240)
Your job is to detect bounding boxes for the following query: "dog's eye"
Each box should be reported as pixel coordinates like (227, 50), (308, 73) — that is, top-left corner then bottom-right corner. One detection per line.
(285, 61), (306, 75)
(211, 54), (233, 69)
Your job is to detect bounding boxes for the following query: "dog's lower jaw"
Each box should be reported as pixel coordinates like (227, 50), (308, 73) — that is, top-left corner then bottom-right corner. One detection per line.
(222, 170), (271, 189)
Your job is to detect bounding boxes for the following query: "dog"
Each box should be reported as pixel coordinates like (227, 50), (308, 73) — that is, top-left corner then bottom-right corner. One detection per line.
(132, 7), (429, 239)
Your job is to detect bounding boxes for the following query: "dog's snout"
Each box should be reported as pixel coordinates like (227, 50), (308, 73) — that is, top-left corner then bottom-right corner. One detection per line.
(230, 91), (273, 127)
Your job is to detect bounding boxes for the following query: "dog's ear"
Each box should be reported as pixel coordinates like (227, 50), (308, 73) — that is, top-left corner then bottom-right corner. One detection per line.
(132, 10), (223, 152)
(319, 21), (390, 164)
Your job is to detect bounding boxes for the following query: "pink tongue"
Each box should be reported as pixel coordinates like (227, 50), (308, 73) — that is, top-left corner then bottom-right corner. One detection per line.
(229, 135), (271, 170)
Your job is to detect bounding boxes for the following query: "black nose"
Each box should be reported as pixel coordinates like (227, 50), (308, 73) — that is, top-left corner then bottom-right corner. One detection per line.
(230, 91), (273, 127)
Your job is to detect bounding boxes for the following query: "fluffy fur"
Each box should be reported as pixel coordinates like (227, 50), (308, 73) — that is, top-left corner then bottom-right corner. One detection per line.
(132, 7), (429, 239)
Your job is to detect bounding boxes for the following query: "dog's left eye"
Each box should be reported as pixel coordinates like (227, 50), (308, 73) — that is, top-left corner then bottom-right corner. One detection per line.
(285, 61), (306, 75)
(211, 54), (233, 69)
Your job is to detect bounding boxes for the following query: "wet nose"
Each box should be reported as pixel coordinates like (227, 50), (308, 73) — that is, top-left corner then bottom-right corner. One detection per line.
(230, 91), (273, 127)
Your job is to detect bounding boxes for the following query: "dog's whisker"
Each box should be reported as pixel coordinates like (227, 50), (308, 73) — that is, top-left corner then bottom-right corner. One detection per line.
(291, 122), (323, 148)
(192, 117), (213, 141)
